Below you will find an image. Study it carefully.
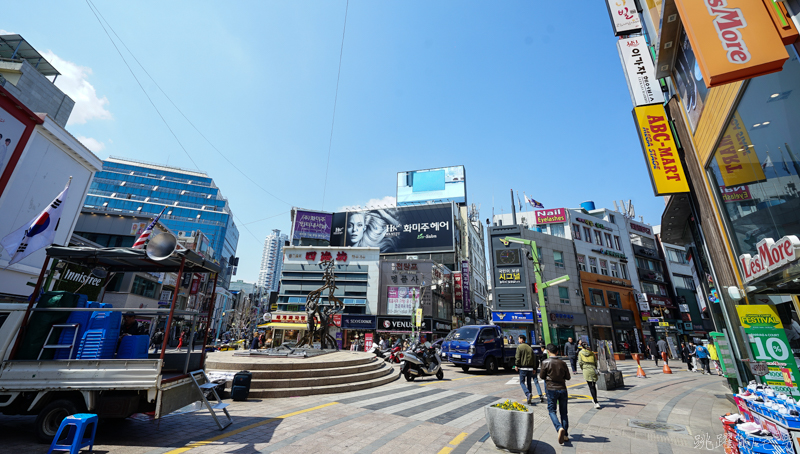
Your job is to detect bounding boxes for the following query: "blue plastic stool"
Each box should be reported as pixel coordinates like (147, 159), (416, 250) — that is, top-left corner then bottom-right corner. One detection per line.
(47, 413), (98, 454)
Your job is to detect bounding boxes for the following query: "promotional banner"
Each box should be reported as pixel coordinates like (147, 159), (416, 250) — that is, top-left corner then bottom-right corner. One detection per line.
(334, 203), (455, 254)
(713, 111), (766, 187)
(737, 305), (800, 398)
(330, 212), (348, 246)
(604, 0), (642, 36)
(617, 37), (665, 107)
(461, 260), (471, 314)
(633, 104), (690, 195)
(674, 0), (789, 87)
(535, 208), (566, 224)
(387, 286), (418, 316)
(292, 210), (332, 240)
(363, 333), (373, 352)
(397, 166), (466, 206)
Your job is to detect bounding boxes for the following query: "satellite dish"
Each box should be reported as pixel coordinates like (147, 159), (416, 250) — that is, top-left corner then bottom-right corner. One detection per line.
(145, 233), (178, 261)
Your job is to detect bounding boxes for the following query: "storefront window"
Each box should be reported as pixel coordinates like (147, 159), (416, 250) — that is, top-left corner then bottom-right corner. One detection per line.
(607, 291), (622, 308)
(589, 288), (605, 306)
(707, 51), (800, 261)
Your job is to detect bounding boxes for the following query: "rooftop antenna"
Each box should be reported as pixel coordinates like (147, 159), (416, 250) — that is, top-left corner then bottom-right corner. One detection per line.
(510, 189), (517, 226)
(614, 200), (619, 212)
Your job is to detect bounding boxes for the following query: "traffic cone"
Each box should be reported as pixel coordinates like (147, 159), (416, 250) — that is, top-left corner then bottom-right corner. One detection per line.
(635, 354), (647, 378)
(661, 352), (672, 374)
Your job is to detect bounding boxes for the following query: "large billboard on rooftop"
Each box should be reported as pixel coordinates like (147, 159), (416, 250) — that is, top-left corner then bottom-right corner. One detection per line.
(396, 166), (466, 206)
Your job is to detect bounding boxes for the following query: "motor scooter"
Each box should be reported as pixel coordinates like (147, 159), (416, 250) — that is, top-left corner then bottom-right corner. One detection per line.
(386, 344), (402, 363)
(399, 341), (443, 381)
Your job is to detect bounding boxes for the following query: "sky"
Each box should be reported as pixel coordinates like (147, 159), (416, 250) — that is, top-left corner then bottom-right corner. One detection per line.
(6, 1), (668, 284)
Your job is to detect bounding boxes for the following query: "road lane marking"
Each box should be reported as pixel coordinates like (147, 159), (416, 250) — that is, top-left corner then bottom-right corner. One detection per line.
(438, 431), (470, 454)
(162, 402), (339, 454)
(419, 375), (476, 386)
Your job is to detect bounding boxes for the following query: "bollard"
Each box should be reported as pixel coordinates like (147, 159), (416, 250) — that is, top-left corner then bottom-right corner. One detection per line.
(634, 353), (647, 378)
(661, 352), (672, 374)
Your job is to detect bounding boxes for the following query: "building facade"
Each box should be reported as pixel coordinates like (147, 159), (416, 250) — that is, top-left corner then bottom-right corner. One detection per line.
(83, 157), (239, 288)
(258, 229), (288, 292)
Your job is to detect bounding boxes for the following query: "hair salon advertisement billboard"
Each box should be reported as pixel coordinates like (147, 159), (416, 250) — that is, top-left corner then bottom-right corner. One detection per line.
(292, 210), (333, 240)
(332, 203), (454, 254)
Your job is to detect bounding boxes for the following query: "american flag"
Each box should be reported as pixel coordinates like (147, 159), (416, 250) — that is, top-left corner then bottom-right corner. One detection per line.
(132, 207), (166, 249)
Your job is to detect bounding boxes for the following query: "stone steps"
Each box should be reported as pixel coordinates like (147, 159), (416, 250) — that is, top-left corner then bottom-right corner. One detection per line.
(247, 367), (399, 398)
(245, 361), (389, 380)
(250, 362), (395, 388)
(206, 354), (374, 371)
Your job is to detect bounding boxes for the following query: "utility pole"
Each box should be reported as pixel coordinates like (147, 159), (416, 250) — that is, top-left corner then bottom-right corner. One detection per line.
(501, 236), (571, 346)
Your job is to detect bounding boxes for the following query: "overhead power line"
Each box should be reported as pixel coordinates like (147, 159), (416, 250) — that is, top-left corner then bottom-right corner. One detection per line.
(321, 0), (350, 211)
(85, 0), (293, 208)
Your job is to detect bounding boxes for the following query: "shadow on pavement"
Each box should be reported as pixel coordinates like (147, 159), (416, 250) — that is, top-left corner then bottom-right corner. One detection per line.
(567, 433), (610, 444)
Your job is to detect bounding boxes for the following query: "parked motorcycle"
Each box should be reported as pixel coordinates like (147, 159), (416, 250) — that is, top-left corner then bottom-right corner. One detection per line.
(386, 344), (402, 363)
(399, 341), (443, 381)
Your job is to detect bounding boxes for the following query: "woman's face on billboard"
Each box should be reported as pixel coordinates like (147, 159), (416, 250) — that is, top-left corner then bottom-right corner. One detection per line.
(347, 213), (366, 244)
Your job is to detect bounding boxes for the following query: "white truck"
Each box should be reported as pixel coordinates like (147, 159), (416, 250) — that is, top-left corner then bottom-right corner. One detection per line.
(0, 245), (231, 441)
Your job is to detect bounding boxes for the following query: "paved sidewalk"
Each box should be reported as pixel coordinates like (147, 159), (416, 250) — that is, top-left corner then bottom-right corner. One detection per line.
(0, 359), (734, 454)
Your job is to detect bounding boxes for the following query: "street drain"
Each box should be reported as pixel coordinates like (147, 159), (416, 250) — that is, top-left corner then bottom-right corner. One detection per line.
(628, 419), (688, 434)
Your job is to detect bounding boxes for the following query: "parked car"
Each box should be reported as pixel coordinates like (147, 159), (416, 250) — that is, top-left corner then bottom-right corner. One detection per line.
(440, 325), (516, 373)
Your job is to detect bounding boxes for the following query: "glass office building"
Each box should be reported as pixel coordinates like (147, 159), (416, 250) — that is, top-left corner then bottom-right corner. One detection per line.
(82, 157), (239, 288)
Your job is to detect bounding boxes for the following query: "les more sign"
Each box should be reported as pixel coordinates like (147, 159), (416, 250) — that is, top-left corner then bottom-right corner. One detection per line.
(739, 235), (800, 283)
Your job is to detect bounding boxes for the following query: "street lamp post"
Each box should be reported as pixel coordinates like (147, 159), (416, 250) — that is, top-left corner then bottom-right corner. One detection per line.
(501, 236), (571, 346)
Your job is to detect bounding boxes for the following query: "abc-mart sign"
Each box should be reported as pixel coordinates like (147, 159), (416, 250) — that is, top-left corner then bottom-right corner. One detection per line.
(739, 236), (800, 283)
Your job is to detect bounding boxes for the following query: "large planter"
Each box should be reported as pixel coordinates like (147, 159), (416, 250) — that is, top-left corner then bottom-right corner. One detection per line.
(484, 405), (534, 453)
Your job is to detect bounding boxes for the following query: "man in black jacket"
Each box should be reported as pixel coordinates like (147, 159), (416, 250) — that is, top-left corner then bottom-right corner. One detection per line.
(648, 338), (659, 366)
(564, 337), (578, 373)
(540, 343), (571, 445)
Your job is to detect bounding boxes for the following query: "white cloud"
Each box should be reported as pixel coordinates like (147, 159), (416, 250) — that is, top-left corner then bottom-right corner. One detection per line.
(42, 51), (112, 125)
(0, 30), (14, 35)
(77, 136), (105, 153)
(340, 196), (396, 212)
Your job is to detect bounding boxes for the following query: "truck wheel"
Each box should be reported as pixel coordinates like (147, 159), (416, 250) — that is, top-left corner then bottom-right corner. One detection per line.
(461, 366), (470, 372)
(485, 357), (498, 374)
(35, 399), (79, 443)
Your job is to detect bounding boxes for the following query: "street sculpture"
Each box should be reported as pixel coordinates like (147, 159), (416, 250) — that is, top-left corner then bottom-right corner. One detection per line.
(296, 260), (345, 350)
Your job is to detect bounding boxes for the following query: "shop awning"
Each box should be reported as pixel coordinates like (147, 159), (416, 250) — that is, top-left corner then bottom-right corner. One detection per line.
(659, 194), (694, 246)
(258, 322), (313, 330)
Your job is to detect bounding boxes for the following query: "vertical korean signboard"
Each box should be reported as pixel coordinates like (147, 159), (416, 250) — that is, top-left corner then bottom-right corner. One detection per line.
(461, 260), (471, 314)
(632, 104), (691, 196)
(737, 305), (800, 398)
(617, 37), (665, 107)
(454, 272), (463, 315)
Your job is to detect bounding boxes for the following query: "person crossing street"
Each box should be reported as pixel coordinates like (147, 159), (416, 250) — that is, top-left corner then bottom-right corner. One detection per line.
(564, 337), (578, 374)
(648, 337), (659, 366)
(514, 334), (543, 404)
(696, 342), (711, 375)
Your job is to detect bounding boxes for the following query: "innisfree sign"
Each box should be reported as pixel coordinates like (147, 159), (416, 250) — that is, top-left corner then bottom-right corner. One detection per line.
(739, 235), (800, 283)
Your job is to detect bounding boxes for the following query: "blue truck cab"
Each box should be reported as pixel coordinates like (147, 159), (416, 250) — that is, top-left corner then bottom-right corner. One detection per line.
(440, 325), (517, 374)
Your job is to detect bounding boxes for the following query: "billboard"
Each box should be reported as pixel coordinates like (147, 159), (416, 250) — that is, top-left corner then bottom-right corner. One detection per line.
(292, 210), (333, 240)
(674, 0), (788, 88)
(535, 208), (566, 224)
(332, 203), (455, 254)
(387, 286), (419, 315)
(604, 0), (641, 36)
(397, 166), (466, 206)
(617, 37), (664, 107)
(632, 104), (690, 196)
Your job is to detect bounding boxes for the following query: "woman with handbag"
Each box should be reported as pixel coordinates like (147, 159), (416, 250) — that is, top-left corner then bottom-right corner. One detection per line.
(578, 341), (601, 409)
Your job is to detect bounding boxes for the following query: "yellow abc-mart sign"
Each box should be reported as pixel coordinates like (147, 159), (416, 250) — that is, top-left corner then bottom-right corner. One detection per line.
(633, 104), (690, 196)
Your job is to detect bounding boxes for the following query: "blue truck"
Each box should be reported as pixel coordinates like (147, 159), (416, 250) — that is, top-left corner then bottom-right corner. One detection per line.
(440, 325), (519, 373)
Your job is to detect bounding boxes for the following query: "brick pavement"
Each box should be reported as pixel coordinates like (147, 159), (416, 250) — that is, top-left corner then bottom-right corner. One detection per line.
(0, 360), (734, 454)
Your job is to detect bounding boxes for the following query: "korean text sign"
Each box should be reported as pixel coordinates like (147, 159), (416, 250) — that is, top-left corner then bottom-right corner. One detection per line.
(293, 210), (333, 240)
(461, 260), (471, 314)
(736, 305), (800, 398)
(387, 286), (418, 316)
(673, 0), (788, 87)
(617, 37), (664, 107)
(604, 0), (641, 36)
(633, 104), (690, 195)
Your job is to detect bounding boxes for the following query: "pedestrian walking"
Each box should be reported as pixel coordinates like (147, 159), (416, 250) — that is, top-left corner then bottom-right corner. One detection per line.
(515, 335), (543, 405)
(657, 336), (669, 365)
(681, 342), (694, 371)
(151, 328), (164, 354)
(688, 342), (697, 371)
(708, 342), (722, 376)
(564, 337), (578, 374)
(696, 342), (711, 374)
(648, 338), (659, 366)
(177, 329), (186, 350)
(578, 341), (601, 409)
(540, 343), (571, 446)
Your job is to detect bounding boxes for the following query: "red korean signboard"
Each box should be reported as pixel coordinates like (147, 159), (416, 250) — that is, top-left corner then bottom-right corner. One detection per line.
(454, 272), (463, 301)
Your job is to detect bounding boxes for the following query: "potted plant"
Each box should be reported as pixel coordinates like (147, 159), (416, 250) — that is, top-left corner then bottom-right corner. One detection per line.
(484, 400), (534, 452)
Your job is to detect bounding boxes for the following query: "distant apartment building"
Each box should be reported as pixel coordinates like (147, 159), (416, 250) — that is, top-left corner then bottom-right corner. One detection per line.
(258, 229), (288, 292)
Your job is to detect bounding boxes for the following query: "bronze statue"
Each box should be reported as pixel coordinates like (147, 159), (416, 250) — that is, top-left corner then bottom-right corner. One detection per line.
(296, 260), (345, 350)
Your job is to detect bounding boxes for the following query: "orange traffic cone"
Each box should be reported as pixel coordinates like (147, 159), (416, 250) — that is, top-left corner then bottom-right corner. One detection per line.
(635, 354), (647, 378)
(661, 352), (672, 374)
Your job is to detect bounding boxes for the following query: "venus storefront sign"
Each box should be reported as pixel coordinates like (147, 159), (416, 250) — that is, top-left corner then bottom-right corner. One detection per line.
(617, 37), (664, 107)
(535, 208), (566, 224)
(674, 0), (789, 87)
(739, 236), (800, 283)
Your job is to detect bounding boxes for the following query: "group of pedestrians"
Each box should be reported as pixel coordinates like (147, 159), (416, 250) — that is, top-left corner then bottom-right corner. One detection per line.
(514, 336), (602, 446)
(680, 340), (721, 375)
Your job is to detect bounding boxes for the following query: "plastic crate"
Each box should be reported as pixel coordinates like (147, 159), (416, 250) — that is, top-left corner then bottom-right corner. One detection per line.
(117, 335), (149, 359)
(53, 311), (91, 360)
